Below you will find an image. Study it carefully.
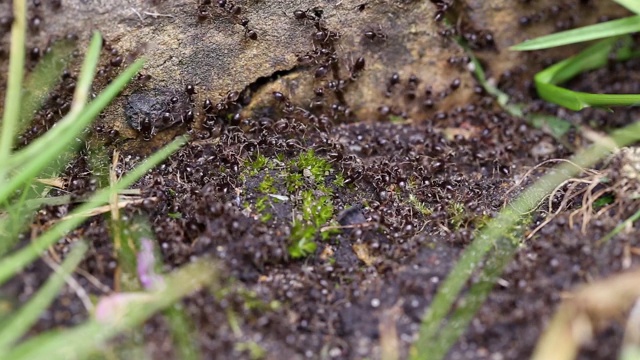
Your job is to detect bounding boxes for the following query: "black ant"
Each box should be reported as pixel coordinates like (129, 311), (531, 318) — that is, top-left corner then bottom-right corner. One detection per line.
(355, 3), (368, 12)
(363, 25), (386, 41)
(384, 72), (400, 96)
(430, 0), (452, 21)
(244, 27), (258, 40)
(238, 17), (257, 40)
(272, 91), (294, 112)
(207, 0), (256, 39)
(349, 56), (365, 80)
(288, 6), (323, 24)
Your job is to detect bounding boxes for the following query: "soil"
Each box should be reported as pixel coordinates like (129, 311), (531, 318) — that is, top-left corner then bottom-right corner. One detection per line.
(2, 0), (640, 359)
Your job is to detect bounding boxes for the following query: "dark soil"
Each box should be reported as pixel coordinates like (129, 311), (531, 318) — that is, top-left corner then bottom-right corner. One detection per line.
(2, 1), (640, 359)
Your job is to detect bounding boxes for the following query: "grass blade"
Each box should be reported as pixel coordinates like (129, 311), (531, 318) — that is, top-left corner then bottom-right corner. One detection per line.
(19, 41), (74, 135)
(4, 260), (216, 360)
(597, 208), (640, 245)
(0, 0), (27, 177)
(0, 180), (40, 256)
(533, 36), (640, 110)
(68, 32), (102, 116)
(614, 0), (640, 15)
(165, 305), (201, 360)
(0, 136), (187, 287)
(464, 43), (574, 142)
(0, 241), (87, 351)
(511, 15), (640, 51)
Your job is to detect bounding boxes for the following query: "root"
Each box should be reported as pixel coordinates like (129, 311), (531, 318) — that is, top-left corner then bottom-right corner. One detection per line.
(525, 147), (640, 239)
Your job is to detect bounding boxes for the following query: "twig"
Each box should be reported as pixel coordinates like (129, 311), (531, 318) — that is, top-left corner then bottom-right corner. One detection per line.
(41, 252), (94, 313)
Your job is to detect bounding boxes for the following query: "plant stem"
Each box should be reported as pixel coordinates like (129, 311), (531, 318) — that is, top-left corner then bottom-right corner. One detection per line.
(0, 0), (27, 180)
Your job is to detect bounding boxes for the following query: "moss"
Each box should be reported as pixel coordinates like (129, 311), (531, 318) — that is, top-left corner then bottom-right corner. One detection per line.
(288, 221), (318, 258)
(332, 173), (346, 188)
(255, 196), (273, 222)
(235, 341), (267, 360)
(301, 190), (333, 227)
(285, 172), (304, 193)
(239, 150), (342, 258)
(505, 214), (533, 247)
(288, 190), (335, 259)
(389, 115), (405, 123)
(473, 213), (492, 230)
(257, 174), (275, 194)
(448, 202), (466, 230)
(244, 154), (269, 176)
(294, 149), (332, 184)
(593, 193), (615, 210)
(408, 194), (432, 216)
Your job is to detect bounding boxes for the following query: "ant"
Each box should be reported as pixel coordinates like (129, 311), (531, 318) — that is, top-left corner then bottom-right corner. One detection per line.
(430, 0), (452, 21)
(208, 0), (257, 40)
(363, 25), (386, 41)
(287, 6), (323, 24)
(272, 91), (294, 113)
(355, 3), (368, 12)
(244, 27), (258, 40)
(349, 56), (365, 80)
(238, 16), (257, 40)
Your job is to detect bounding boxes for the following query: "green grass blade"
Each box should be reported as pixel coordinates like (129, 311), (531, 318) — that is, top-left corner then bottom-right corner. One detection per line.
(411, 120), (640, 360)
(511, 15), (640, 51)
(19, 41), (74, 135)
(0, 136), (187, 287)
(0, 180), (39, 256)
(0, 0), (27, 177)
(598, 207), (640, 245)
(614, 0), (640, 15)
(0, 60), (144, 203)
(0, 241), (87, 351)
(68, 32), (102, 116)
(534, 36), (640, 110)
(165, 305), (201, 360)
(535, 37), (620, 85)
(4, 260), (216, 360)
(413, 235), (520, 359)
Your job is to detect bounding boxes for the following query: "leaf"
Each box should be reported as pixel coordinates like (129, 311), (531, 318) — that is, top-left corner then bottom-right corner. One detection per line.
(534, 36), (640, 110)
(0, 0), (28, 178)
(613, 0), (640, 15)
(511, 15), (640, 51)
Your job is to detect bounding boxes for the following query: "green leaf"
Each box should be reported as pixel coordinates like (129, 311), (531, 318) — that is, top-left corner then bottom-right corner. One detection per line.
(0, 0), (27, 179)
(533, 36), (640, 110)
(19, 41), (74, 135)
(511, 15), (640, 51)
(613, 0), (640, 15)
